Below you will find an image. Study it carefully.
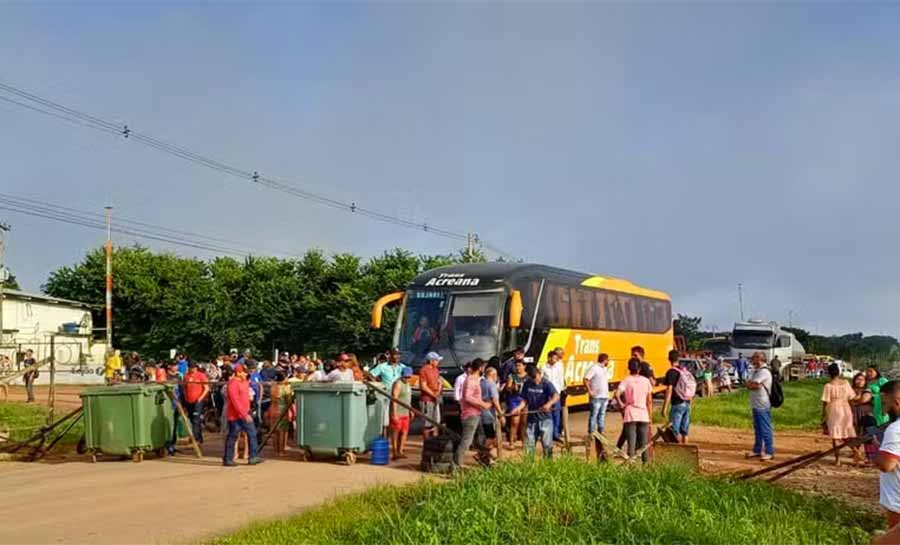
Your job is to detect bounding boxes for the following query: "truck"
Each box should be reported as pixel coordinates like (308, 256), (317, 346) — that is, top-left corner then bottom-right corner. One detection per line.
(730, 320), (806, 380)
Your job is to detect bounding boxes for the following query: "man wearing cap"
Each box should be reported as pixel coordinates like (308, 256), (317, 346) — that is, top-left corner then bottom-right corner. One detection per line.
(183, 362), (210, 444)
(223, 364), (263, 467)
(325, 354), (355, 382)
(419, 352), (444, 439)
(390, 367), (415, 459)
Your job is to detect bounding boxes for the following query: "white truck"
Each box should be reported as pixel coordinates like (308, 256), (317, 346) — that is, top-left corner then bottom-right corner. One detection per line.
(730, 320), (806, 380)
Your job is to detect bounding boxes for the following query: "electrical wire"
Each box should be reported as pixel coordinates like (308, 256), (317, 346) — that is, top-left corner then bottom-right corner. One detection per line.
(0, 79), (519, 258)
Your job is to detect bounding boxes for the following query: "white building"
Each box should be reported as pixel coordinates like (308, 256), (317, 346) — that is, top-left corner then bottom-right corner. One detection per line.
(1, 289), (108, 384)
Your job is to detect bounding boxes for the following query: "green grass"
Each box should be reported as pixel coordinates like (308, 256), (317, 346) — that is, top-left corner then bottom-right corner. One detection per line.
(687, 379), (825, 431)
(211, 458), (881, 545)
(0, 402), (83, 444)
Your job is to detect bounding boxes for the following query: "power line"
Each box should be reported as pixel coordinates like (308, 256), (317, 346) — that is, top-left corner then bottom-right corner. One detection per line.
(0, 79), (518, 258)
(0, 194), (301, 258)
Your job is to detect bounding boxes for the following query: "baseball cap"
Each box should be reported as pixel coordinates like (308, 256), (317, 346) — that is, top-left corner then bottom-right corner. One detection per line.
(401, 367), (413, 378)
(390, 348), (401, 355)
(425, 351), (443, 362)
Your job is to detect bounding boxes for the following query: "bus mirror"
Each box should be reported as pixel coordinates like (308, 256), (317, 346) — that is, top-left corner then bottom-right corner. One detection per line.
(371, 292), (404, 329)
(509, 290), (523, 329)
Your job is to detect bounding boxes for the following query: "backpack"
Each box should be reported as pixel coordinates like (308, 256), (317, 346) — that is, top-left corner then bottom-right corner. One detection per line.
(674, 367), (697, 401)
(767, 372), (784, 408)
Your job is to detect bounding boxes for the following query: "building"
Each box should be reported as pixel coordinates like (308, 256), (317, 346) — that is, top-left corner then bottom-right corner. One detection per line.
(1, 289), (108, 384)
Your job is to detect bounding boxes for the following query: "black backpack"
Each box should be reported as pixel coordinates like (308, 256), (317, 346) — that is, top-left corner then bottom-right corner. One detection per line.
(767, 374), (784, 408)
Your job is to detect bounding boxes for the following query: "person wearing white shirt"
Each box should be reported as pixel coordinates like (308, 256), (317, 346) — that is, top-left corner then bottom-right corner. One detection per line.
(454, 368), (470, 402)
(543, 351), (566, 441)
(876, 380), (900, 532)
(583, 353), (610, 440)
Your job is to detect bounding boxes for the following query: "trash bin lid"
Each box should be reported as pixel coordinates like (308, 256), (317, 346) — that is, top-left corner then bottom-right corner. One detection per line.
(291, 381), (368, 394)
(80, 383), (170, 397)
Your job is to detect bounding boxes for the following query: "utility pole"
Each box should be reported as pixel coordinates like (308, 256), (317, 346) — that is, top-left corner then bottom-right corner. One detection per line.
(104, 207), (113, 354)
(788, 309), (793, 329)
(738, 283), (744, 321)
(0, 222), (9, 347)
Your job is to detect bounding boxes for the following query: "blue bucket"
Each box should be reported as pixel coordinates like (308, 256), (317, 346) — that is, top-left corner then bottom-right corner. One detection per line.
(370, 437), (390, 465)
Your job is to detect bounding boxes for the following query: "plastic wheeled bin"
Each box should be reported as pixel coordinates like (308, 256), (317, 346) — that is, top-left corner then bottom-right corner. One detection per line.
(293, 382), (383, 464)
(80, 383), (175, 463)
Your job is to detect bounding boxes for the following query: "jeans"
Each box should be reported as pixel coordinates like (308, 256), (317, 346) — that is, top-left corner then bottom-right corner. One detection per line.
(624, 421), (649, 463)
(454, 416), (483, 467)
(525, 418), (553, 458)
(588, 398), (608, 435)
(669, 402), (691, 438)
(185, 400), (205, 443)
(24, 375), (35, 402)
(551, 400), (562, 440)
(224, 418), (259, 464)
(752, 408), (774, 456)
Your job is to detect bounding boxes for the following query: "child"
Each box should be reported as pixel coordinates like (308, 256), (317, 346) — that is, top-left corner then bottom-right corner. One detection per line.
(266, 371), (292, 457)
(390, 367), (414, 460)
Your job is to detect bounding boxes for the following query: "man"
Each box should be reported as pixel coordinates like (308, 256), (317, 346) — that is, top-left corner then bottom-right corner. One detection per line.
(515, 366), (559, 459)
(631, 345), (656, 386)
(499, 346), (525, 384)
(260, 360), (278, 382)
(183, 361), (210, 444)
(176, 353), (189, 377)
(770, 355), (783, 383)
(371, 349), (406, 434)
(454, 360), (491, 469)
(418, 351), (444, 439)
(584, 353), (610, 438)
(661, 349), (694, 444)
(480, 367), (504, 457)
(735, 354), (749, 385)
(325, 354), (355, 382)
(876, 380), (900, 532)
(223, 364), (263, 466)
(542, 350), (566, 441)
(746, 351), (774, 461)
(21, 349), (37, 403)
(390, 367), (414, 460)
(411, 316), (437, 356)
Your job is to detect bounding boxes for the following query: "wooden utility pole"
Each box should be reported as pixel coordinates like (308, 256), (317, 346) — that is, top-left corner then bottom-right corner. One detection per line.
(48, 335), (56, 423)
(104, 206), (113, 354)
(0, 222), (9, 347)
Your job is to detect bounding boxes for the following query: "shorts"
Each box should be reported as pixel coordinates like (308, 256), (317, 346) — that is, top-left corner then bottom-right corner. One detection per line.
(482, 422), (496, 439)
(703, 372), (713, 381)
(421, 400), (441, 428)
(390, 415), (410, 433)
(507, 396), (523, 414)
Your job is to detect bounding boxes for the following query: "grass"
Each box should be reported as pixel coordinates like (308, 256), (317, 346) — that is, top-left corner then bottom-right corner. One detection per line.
(0, 402), (83, 444)
(211, 458), (881, 545)
(687, 379), (825, 431)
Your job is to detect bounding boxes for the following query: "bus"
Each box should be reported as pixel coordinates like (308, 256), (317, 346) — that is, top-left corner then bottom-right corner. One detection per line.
(371, 263), (674, 407)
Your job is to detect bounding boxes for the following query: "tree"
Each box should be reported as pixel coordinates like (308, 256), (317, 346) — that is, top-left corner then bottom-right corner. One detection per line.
(0, 270), (19, 290)
(674, 314), (703, 349)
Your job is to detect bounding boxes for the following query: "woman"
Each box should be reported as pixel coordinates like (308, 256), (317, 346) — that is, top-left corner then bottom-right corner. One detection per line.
(850, 372), (875, 465)
(266, 371), (292, 457)
(347, 353), (364, 381)
(504, 360), (528, 449)
(615, 358), (653, 464)
(867, 366), (890, 429)
(821, 363), (856, 465)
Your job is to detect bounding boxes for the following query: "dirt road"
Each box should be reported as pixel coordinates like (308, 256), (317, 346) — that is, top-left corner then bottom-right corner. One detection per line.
(0, 446), (423, 545)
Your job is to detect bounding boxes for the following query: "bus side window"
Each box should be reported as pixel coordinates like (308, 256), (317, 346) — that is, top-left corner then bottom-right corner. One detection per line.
(592, 291), (608, 329)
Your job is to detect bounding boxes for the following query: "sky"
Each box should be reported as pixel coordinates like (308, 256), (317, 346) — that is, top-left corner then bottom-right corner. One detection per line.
(2, 3), (900, 336)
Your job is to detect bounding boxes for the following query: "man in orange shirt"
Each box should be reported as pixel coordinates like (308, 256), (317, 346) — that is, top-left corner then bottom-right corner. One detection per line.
(418, 352), (444, 439)
(183, 362), (210, 444)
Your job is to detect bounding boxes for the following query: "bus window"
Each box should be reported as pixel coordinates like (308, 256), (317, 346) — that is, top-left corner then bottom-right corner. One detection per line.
(572, 288), (592, 329)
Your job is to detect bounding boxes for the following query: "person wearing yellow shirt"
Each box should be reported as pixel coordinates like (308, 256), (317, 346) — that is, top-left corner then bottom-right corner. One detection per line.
(105, 349), (122, 385)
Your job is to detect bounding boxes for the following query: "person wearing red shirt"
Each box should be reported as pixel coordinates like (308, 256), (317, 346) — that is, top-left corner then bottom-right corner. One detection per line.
(418, 352), (444, 439)
(183, 362), (210, 444)
(223, 364), (263, 467)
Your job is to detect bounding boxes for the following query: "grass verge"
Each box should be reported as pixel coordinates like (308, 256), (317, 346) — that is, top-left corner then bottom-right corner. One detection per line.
(211, 457), (881, 545)
(687, 379), (825, 430)
(0, 402), (83, 444)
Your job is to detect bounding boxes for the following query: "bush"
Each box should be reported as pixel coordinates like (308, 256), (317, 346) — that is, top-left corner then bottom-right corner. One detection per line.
(688, 380), (825, 430)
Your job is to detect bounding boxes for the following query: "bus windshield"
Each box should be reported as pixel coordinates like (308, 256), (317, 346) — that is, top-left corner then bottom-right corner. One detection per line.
(732, 330), (774, 349)
(397, 290), (502, 366)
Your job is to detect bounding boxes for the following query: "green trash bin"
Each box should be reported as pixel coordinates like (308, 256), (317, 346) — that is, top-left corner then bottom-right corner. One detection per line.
(293, 382), (383, 464)
(80, 383), (175, 462)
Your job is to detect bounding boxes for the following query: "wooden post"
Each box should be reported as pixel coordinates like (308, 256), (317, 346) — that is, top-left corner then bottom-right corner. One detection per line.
(48, 335), (56, 423)
(166, 388), (203, 459)
(585, 435), (593, 461)
(562, 405), (571, 452)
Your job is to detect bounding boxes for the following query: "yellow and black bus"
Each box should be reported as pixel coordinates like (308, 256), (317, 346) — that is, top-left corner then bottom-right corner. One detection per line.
(371, 263), (674, 407)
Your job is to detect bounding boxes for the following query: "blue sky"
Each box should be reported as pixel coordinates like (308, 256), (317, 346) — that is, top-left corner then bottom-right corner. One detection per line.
(2, 3), (900, 335)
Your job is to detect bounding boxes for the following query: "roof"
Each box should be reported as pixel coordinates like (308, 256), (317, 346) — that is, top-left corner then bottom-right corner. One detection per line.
(409, 263), (670, 300)
(2, 289), (97, 310)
